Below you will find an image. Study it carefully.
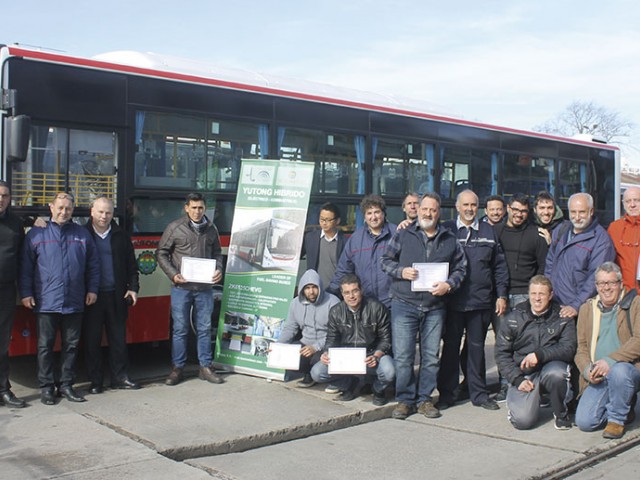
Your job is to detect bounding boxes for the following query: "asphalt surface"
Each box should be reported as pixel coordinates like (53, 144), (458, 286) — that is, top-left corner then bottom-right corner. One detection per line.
(1, 341), (638, 479)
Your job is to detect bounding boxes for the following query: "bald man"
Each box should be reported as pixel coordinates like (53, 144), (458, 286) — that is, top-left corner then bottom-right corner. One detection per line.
(608, 186), (640, 291)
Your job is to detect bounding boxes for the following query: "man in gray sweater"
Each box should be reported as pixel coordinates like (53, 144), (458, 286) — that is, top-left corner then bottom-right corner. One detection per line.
(278, 269), (339, 387)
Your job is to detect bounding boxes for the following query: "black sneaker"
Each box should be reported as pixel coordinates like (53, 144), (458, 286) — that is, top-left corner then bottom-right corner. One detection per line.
(372, 389), (388, 406)
(335, 389), (357, 402)
(495, 384), (508, 403)
(296, 374), (316, 388)
(554, 413), (572, 430)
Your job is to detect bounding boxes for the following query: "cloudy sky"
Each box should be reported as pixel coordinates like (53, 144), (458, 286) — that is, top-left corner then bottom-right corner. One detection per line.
(5, 0), (640, 164)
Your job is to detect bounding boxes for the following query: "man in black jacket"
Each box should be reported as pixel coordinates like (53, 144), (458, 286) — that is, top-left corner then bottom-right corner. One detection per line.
(310, 274), (394, 405)
(437, 190), (509, 411)
(83, 196), (140, 393)
(495, 275), (576, 430)
(0, 181), (26, 408)
(301, 202), (346, 291)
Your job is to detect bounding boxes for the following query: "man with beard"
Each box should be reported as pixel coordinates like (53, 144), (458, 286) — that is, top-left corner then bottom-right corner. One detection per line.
(494, 194), (548, 401)
(533, 191), (564, 246)
(545, 193), (615, 320)
(382, 192), (467, 420)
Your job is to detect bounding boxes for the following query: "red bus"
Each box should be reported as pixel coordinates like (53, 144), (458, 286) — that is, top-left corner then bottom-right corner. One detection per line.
(0, 44), (620, 355)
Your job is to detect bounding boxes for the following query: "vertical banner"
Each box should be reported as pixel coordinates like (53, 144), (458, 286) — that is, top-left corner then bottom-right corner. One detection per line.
(214, 159), (315, 379)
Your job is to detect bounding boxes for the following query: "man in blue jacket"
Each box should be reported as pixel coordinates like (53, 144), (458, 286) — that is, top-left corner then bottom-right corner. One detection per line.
(545, 193), (615, 319)
(437, 190), (509, 411)
(20, 192), (100, 405)
(382, 192), (467, 420)
(329, 195), (397, 308)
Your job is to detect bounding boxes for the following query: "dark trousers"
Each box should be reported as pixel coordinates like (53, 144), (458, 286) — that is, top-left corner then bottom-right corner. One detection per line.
(438, 309), (492, 405)
(0, 284), (16, 393)
(83, 291), (128, 386)
(37, 312), (82, 389)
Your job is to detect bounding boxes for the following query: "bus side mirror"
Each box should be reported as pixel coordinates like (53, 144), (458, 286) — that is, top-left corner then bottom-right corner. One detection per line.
(5, 115), (31, 162)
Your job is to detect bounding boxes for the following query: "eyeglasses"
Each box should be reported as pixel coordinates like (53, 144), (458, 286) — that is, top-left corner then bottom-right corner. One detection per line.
(509, 207), (529, 215)
(595, 280), (621, 288)
(319, 217), (336, 224)
(341, 287), (361, 297)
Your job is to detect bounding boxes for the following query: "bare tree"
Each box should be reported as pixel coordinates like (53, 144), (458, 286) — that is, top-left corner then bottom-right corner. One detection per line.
(534, 100), (634, 144)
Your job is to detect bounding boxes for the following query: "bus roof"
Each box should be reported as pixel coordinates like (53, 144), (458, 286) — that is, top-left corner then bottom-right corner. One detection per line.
(3, 44), (619, 152)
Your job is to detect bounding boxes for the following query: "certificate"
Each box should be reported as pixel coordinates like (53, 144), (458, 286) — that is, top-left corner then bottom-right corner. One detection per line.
(181, 257), (217, 284)
(411, 262), (449, 292)
(267, 343), (301, 370)
(328, 347), (367, 375)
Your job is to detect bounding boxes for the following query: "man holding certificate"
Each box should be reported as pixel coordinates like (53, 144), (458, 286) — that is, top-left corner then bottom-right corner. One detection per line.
(277, 269), (340, 387)
(157, 193), (224, 386)
(381, 192), (467, 420)
(310, 274), (394, 405)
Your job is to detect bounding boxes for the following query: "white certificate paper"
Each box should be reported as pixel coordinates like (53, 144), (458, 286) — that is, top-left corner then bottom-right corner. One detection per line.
(411, 262), (449, 292)
(181, 257), (217, 284)
(328, 347), (367, 375)
(267, 343), (301, 370)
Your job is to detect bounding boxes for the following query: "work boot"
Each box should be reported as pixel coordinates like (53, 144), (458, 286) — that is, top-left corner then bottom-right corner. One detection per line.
(392, 402), (416, 420)
(418, 400), (442, 418)
(165, 367), (183, 386)
(602, 421), (625, 439)
(199, 366), (224, 384)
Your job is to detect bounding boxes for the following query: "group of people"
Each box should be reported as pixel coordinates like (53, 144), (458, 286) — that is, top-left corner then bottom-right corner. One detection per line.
(0, 184), (141, 408)
(0, 186), (226, 408)
(1, 181), (639, 441)
(281, 188), (640, 439)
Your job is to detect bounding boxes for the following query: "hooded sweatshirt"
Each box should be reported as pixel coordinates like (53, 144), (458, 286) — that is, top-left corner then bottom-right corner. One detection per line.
(278, 269), (340, 351)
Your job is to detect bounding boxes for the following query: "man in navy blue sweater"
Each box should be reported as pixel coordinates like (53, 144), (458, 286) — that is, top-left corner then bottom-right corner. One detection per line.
(437, 190), (509, 411)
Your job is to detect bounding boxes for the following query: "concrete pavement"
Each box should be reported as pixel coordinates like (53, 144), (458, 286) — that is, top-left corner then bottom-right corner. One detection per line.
(1, 344), (638, 479)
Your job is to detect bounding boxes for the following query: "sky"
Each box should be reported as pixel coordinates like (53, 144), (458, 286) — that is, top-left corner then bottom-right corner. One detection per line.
(5, 0), (640, 165)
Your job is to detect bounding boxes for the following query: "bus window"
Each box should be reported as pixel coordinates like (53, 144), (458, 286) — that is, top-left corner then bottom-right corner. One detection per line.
(502, 154), (555, 199)
(557, 160), (587, 208)
(372, 139), (434, 197)
(278, 127), (361, 195)
(11, 126), (117, 208)
(441, 146), (470, 200)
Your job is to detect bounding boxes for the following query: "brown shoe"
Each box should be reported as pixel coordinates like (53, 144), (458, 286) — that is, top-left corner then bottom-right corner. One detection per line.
(392, 402), (416, 420)
(418, 400), (442, 418)
(199, 366), (224, 384)
(602, 421), (625, 439)
(165, 367), (183, 386)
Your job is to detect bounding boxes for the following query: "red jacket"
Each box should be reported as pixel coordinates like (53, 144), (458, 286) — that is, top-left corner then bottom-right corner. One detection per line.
(608, 214), (640, 291)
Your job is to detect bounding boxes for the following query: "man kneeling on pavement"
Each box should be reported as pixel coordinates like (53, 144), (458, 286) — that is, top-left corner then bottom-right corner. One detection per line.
(495, 275), (576, 430)
(574, 261), (640, 439)
(311, 274), (395, 405)
(278, 269), (339, 387)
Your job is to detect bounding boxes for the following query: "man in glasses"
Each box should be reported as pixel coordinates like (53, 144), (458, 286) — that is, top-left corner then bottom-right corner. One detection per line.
(608, 186), (640, 291)
(574, 262), (640, 439)
(301, 203), (345, 292)
(20, 192), (100, 405)
(493, 194), (549, 401)
(545, 193), (615, 320)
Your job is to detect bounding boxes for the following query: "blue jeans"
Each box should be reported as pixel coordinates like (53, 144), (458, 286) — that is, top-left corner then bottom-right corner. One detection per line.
(392, 299), (445, 406)
(575, 362), (640, 430)
(311, 354), (395, 393)
(170, 287), (214, 368)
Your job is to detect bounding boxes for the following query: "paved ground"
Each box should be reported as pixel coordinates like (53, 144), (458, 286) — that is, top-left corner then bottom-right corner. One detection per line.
(1, 342), (638, 479)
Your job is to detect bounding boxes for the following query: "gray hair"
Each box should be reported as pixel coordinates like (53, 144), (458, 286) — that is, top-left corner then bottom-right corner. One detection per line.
(595, 261), (623, 282)
(568, 192), (594, 209)
(456, 189), (478, 205)
(420, 191), (441, 207)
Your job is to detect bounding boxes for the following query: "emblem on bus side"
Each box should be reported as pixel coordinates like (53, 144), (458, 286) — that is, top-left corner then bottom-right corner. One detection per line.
(137, 250), (158, 275)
